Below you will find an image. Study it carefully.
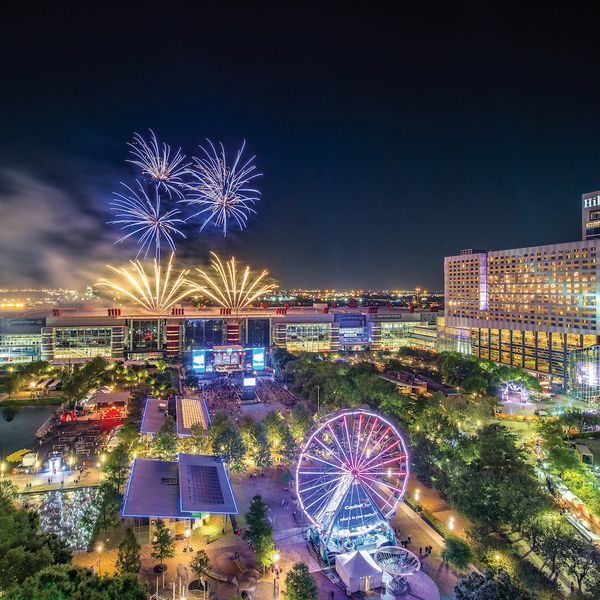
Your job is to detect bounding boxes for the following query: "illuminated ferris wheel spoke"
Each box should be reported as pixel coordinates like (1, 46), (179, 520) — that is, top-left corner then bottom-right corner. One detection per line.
(327, 423), (353, 468)
(360, 473), (405, 496)
(303, 481), (342, 512)
(299, 477), (341, 496)
(359, 477), (397, 512)
(342, 416), (355, 468)
(305, 480), (338, 507)
(360, 426), (391, 469)
(303, 453), (346, 471)
(359, 440), (402, 472)
(354, 413), (364, 461)
(358, 436), (398, 471)
(354, 417), (378, 469)
(313, 437), (347, 468)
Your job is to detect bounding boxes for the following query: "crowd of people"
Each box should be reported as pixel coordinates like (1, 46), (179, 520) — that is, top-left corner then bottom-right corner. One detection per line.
(199, 377), (242, 415)
(256, 378), (296, 407)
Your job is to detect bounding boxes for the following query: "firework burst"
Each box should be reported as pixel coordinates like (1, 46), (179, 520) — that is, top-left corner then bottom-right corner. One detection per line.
(109, 181), (186, 260)
(190, 252), (277, 312)
(181, 140), (261, 236)
(127, 130), (190, 198)
(96, 253), (194, 313)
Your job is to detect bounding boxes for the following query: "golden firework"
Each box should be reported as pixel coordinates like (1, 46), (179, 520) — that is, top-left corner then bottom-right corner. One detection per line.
(190, 252), (277, 312)
(96, 253), (194, 313)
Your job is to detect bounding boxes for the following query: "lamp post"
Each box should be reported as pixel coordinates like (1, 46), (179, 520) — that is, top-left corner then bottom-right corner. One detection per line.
(184, 527), (191, 552)
(1, 462), (5, 478)
(96, 543), (103, 575)
(96, 462), (101, 483)
(273, 551), (280, 598)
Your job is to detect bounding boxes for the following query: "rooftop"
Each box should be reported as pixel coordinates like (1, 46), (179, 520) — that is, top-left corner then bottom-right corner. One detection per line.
(121, 454), (238, 519)
(140, 397), (169, 435)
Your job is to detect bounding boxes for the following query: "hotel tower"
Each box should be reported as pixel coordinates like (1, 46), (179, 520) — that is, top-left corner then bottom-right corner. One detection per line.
(440, 191), (600, 401)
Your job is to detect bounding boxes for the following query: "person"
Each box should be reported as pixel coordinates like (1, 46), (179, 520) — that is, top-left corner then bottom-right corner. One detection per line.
(408, 535), (411, 544)
(419, 546), (422, 555)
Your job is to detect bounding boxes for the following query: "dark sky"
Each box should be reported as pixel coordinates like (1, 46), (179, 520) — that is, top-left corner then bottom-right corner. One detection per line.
(2, 3), (600, 290)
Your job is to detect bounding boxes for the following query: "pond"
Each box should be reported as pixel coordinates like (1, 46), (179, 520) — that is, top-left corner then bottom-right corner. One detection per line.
(0, 405), (56, 457)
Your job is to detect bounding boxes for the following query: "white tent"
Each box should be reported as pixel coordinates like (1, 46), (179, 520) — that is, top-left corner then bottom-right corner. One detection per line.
(335, 550), (383, 593)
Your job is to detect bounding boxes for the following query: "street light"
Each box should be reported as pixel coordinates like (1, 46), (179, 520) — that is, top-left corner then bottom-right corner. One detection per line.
(184, 528), (191, 552)
(96, 462), (101, 483)
(0, 462), (4, 477)
(96, 543), (103, 575)
(414, 488), (420, 502)
(448, 516), (455, 531)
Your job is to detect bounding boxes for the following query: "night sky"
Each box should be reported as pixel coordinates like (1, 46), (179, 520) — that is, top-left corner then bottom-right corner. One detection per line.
(2, 4), (600, 290)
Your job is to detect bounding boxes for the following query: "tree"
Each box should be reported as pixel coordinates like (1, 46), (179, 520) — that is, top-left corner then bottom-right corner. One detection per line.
(455, 569), (536, 600)
(562, 535), (599, 591)
(537, 513), (571, 580)
(289, 403), (313, 442)
(5, 374), (21, 398)
(281, 427), (297, 465)
(263, 410), (286, 451)
(104, 443), (132, 490)
(449, 424), (538, 531)
(190, 549), (211, 580)
(151, 519), (175, 571)
(0, 479), (18, 503)
(152, 415), (178, 461)
(116, 528), (141, 575)
(40, 533), (72, 565)
(4, 564), (147, 600)
(252, 426), (273, 471)
(442, 536), (473, 571)
(255, 529), (276, 572)
(211, 414), (246, 471)
(546, 444), (581, 478)
(283, 562), (318, 600)
(245, 495), (271, 547)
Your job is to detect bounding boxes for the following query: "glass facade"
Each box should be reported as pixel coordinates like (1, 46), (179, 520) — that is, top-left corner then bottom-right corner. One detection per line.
(184, 319), (225, 348)
(0, 333), (42, 364)
(53, 328), (115, 359)
(280, 323), (334, 352)
(130, 320), (160, 351)
(568, 345), (600, 401)
(244, 318), (271, 347)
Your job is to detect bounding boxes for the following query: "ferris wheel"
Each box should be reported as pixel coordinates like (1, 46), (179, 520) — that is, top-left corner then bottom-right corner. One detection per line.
(295, 409), (409, 541)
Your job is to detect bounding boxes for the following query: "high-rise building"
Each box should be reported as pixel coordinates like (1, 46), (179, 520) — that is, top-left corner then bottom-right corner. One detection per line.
(440, 191), (600, 401)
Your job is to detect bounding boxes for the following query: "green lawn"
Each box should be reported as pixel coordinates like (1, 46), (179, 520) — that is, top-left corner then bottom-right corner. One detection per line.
(0, 397), (64, 407)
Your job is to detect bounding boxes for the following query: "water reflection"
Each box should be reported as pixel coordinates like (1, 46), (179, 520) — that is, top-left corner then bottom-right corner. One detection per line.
(2, 406), (19, 422)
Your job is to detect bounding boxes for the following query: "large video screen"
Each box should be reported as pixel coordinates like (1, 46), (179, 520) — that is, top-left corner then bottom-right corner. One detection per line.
(191, 349), (206, 373)
(251, 348), (265, 371)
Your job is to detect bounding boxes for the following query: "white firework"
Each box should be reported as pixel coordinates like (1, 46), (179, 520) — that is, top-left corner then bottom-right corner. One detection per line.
(109, 181), (187, 260)
(127, 130), (190, 198)
(181, 140), (261, 236)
